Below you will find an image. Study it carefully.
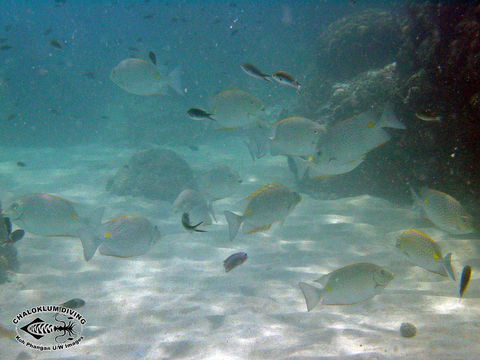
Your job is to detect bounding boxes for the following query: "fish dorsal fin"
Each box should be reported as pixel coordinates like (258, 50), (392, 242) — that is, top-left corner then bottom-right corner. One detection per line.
(106, 214), (139, 223)
(246, 223), (272, 234)
(313, 274), (329, 287)
(273, 117), (301, 127)
(406, 228), (434, 242)
(247, 182), (283, 200)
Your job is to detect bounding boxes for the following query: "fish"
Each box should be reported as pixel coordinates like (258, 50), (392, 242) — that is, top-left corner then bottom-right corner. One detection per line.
(223, 252), (248, 272)
(0, 45), (12, 51)
(181, 213), (206, 233)
(7, 114), (17, 121)
(211, 89), (265, 128)
(187, 108), (215, 121)
(271, 71), (301, 91)
(410, 187), (474, 234)
(4, 193), (104, 237)
(240, 63), (271, 81)
(49, 39), (62, 49)
(78, 214), (161, 261)
(148, 50), (157, 65)
(173, 189), (215, 225)
(299, 263), (394, 310)
(415, 109), (442, 123)
(459, 265), (472, 298)
(290, 155), (364, 179)
(0, 200), (25, 245)
(196, 165), (242, 201)
(395, 229), (455, 280)
(60, 298), (86, 309)
(316, 104), (405, 165)
(224, 183), (301, 241)
(269, 117), (326, 156)
(110, 58), (183, 96)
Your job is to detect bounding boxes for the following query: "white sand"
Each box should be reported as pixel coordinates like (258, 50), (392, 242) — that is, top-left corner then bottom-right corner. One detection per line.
(1, 141), (479, 360)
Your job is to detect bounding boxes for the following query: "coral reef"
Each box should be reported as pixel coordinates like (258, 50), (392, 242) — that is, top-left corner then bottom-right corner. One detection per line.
(106, 148), (197, 202)
(316, 9), (402, 81)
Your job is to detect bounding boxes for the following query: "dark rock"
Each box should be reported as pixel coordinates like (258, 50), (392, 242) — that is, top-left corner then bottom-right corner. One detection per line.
(106, 149), (197, 202)
(317, 9), (403, 81)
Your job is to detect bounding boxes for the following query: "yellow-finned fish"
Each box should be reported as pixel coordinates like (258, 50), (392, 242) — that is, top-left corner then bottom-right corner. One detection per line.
(269, 117), (326, 157)
(395, 229), (455, 280)
(316, 104), (405, 166)
(5, 193), (104, 237)
(211, 89), (265, 128)
(110, 58), (183, 96)
(78, 214), (161, 261)
(196, 165), (242, 201)
(224, 183), (301, 241)
(410, 187), (475, 234)
(299, 263), (394, 311)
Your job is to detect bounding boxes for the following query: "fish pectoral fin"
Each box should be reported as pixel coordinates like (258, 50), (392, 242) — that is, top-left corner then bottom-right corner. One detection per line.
(246, 224), (272, 234)
(192, 221), (207, 233)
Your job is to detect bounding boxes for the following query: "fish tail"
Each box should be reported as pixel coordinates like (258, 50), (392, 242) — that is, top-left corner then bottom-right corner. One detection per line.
(263, 74), (273, 82)
(299, 282), (323, 312)
(168, 66), (184, 96)
(192, 221), (207, 232)
(443, 253), (456, 281)
(380, 102), (406, 129)
(208, 201), (217, 223)
(77, 205), (105, 228)
(291, 156), (309, 180)
(77, 227), (102, 261)
(224, 211), (242, 241)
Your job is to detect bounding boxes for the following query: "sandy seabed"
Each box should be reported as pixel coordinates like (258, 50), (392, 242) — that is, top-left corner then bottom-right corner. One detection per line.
(0, 141), (479, 360)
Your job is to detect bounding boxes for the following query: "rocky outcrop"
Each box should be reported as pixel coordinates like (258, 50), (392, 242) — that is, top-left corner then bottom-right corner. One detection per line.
(106, 148), (197, 202)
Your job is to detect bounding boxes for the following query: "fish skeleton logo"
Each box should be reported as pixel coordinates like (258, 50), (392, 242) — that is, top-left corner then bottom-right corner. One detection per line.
(12, 305), (86, 351)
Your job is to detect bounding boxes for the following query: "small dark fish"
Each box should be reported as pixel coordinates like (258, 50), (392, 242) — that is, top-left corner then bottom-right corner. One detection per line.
(9, 229), (24, 243)
(272, 71), (301, 91)
(240, 63), (271, 81)
(0, 45), (12, 51)
(16, 161), (26, 167)
(50, 39), (62, 49)
(101, 115), (109, 119)
(7, 114), (17, 121)
(60, 298), (85, 309)
(49, 108), (60, 115)
(148, 51), (157, 65)
(187, 108), (215, 122)
(55, 0), (67, 7)
(223, 252), (248, 272)
(127, 46), (139, 52)
(415, 109), (442, 123)
(181, 213), (206, 233)
(143, 13), (154, 19)
(187, 145), (199, 151)
(459, 265), (472, 298)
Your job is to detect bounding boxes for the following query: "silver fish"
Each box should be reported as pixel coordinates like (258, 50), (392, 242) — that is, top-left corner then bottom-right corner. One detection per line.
(299, 263), (394, 310)
(240, 63), (271, 81)
(271, 71), (301, 91)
